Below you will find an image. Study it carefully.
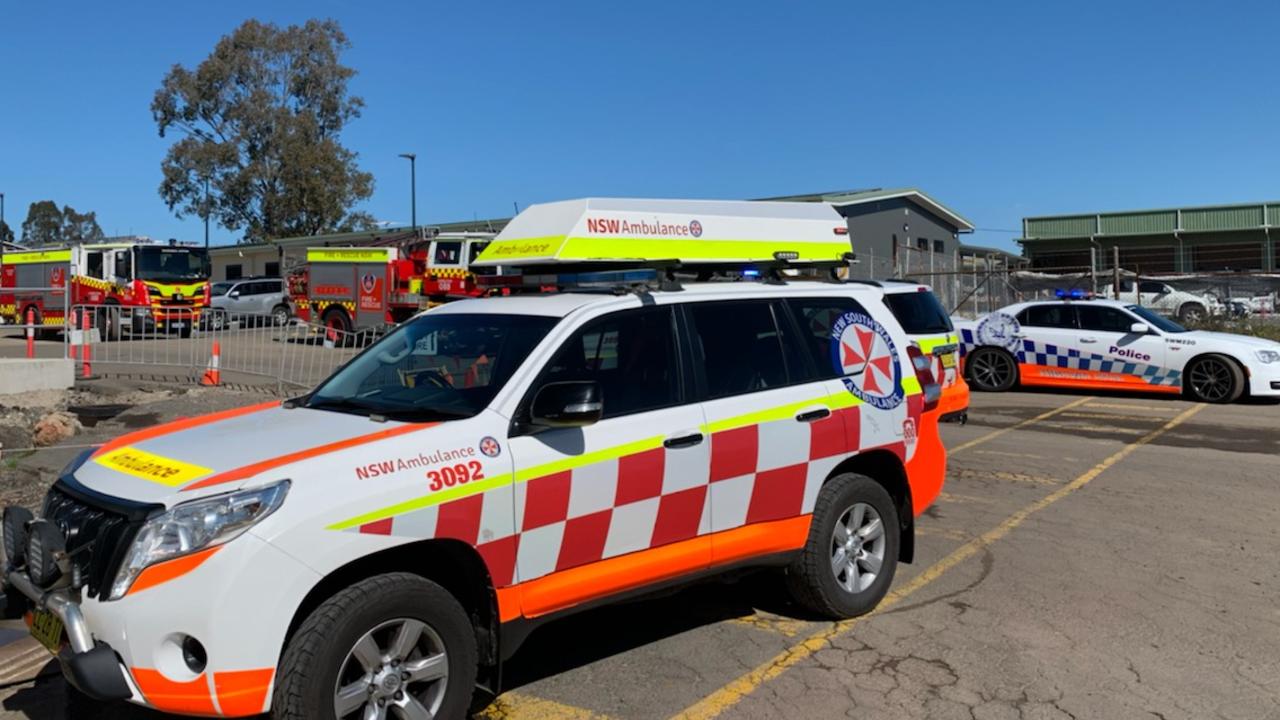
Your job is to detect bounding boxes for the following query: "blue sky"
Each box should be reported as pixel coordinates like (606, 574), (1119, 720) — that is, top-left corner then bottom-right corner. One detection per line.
(2, 0), (1278, 250)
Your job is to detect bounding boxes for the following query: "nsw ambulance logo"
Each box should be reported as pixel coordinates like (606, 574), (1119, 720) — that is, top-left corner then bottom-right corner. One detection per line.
(830, 312), (904, 410)
(95, 446), (212, 487)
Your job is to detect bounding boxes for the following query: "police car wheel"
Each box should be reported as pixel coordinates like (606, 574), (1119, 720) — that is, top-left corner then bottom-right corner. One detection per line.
(966, 347), (1018, 392)
(273, 572), (478, 720)
(786, 473), (900, 619)
(1185, 354), (1244, 404)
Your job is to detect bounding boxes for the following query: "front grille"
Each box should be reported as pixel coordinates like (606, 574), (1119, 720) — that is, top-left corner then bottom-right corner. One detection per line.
(42, 482), (156, 599)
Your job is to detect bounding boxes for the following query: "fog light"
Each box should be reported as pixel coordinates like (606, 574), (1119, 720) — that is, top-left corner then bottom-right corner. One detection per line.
(2, 507), (33, 568)
(24, 520), (66, 588)
(181, 636), (207, 674)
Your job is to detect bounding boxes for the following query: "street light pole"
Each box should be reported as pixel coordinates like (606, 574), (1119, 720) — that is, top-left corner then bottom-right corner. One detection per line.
(398, 153), (417, 231)
(203, 177), (210, 249)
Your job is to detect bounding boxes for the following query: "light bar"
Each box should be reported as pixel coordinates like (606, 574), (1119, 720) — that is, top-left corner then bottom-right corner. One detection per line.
(1054, 289), (1089, 299)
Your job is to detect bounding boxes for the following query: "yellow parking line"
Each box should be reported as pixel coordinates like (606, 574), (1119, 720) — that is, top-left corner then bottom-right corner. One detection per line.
(671, 403), (1205, 720)
(1039, 421), (1146, 436)
(1060, 411), (1167, 423)
(971, 449), (1045, 459)
(947, 396), (1094, 454)
(729, 613), (813, 638)
(1084, 402), (1177, 413)
(479, 692), (614, 720)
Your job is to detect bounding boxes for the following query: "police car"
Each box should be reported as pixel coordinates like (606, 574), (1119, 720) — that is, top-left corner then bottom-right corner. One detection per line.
(956, 292), (1280, 403)
(1, 199), (947, 720)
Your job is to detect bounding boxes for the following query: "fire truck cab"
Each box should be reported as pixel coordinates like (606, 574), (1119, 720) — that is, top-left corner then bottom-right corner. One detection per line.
(0, 241), (211, 339)
(290, 233), (497, 335)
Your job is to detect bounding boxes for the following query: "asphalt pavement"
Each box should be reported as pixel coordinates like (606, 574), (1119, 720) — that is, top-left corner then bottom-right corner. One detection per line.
(1, 389), (1277, 720)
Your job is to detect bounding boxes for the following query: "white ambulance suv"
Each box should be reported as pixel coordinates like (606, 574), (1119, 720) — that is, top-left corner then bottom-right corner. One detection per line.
(1, 199), (948, 720)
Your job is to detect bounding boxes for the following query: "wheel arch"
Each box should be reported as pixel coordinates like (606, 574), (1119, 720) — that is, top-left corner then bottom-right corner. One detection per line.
(825, 449), (915, 564)
(281, 538), (500, 676)
(1183, 351), (1250, 398)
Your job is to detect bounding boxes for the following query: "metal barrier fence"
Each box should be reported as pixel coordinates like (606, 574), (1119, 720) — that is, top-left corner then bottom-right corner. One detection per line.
(65, 305), (378, 393)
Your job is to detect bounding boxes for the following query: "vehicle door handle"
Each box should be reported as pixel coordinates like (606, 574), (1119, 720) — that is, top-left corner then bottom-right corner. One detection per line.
(1080, 337), (1098, 343)
(663, 433), (704, 449)
(795, 407), (832, 423)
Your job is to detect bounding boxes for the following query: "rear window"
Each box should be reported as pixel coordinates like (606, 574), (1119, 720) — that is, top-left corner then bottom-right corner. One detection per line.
(882, 290), (952, 334)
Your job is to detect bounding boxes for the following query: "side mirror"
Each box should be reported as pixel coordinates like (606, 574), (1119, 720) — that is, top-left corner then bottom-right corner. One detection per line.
(530, 381), (603, 428)
(1129, 322), (1150, 334)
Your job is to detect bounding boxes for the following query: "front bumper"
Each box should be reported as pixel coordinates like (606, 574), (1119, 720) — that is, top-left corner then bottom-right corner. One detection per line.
(1248, 367), (1280, 397)
(4, 571), (133, 701)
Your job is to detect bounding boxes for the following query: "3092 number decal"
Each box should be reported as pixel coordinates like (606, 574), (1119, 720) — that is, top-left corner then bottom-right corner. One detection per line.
(428, 461), (484, 492)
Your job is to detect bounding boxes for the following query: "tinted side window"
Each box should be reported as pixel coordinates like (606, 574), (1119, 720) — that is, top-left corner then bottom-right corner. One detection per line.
(686, 301), (790, 399)
(786, 296), (868, 380)
(883, 290), (952, 334)
(1138, 281), (1165, 293)
(1018, 305), (1075, 329)
(1077, 306), (1136, 332)
(538, 307), (679, 418)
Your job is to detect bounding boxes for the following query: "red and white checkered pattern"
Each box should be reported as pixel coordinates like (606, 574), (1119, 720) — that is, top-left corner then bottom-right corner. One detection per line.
(349, 391), (923, 590)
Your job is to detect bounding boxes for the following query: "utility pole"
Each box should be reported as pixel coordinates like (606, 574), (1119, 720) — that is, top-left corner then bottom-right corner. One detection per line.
(1113, 246), (1121, 299)
(398, 153), (417, 231)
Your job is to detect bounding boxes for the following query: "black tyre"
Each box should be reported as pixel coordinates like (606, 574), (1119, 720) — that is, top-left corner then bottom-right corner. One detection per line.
(786, 473), (900, 619)
(274, 572), (478, 720)
(322, 307), (354, 346)
(272, 304), (292, 327)
(1177, 303), (1206, 323)
(965, 347), (1018, 392)
(208, 310), (228, 331)
(97, 305), (123, 341)
(178, 322), (193, 339)
(1185, 354), (1244, 404)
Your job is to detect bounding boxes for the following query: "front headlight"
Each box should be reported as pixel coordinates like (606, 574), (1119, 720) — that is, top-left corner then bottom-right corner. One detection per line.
(108, 480), (289, 600)
(1255, 350), (1280, 364)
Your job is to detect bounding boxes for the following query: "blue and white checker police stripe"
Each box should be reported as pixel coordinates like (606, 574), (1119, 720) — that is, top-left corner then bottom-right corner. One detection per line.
(958, 328), (1182, 388)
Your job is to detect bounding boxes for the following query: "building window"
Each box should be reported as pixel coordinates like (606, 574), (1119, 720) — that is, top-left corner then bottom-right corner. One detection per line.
(933, 240), (946, 254)
(226, 264), (243, 280)
(916, 238), (929, 251)
(265, 261), (280, 278)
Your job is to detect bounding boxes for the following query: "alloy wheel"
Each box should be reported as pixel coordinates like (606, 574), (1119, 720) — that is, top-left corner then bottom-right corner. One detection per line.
(333, 618), (448, 720)
(830, 503), (887, 594)
(1189, 358), (1233, 402)
(971, 351), (1013, 390)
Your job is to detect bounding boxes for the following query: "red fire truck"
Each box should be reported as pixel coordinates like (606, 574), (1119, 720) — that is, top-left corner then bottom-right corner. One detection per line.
(0, 241), (211, 338)
(288, 233), (496, 334)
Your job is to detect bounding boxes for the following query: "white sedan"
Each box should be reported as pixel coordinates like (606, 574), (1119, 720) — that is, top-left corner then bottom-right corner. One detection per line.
(954, 298), (1280, 403)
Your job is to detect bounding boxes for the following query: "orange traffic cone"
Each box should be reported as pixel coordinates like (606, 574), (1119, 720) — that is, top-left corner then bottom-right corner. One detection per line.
(200, 341), (222, 386)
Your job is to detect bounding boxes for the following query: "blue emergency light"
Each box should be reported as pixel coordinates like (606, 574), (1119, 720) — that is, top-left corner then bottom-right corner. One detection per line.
(1055, 289), (1088, 299)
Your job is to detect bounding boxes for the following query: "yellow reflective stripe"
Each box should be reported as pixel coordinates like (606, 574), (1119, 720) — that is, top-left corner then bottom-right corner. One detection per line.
(328, 472), (514, 531)
(307, 248), (392, 263)
(902, 376), (922, 394)
(2, 250), (71, 264)
(145, 281), (206, 296)
(703, 392), (859, 434)
(515, 435), (664, 482)
(476, 236), (850, 263)
(558, 237), (848, 262)
(914, 334), (958, 352)
(476, 236), (568, 261)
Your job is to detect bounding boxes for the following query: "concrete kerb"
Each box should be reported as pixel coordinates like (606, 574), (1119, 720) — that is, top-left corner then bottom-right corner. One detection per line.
(0, 359), (74, 395)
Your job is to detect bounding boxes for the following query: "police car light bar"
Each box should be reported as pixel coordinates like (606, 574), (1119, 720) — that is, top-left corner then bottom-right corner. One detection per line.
(1054, 288), (1093, 300)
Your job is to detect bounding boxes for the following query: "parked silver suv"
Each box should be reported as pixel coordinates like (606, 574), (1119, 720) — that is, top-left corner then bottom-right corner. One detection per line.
(206, 277), (292, 329)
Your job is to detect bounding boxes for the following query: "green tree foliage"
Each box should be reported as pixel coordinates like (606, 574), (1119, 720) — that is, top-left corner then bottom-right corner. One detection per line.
(152, 19), (376, 243)
(19, 201), (106, 247)
(0, 220), (14, 247)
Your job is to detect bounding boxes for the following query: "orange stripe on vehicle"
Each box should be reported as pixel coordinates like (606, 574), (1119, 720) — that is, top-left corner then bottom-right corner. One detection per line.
(1018, 364), (1182, 395)
(905, 411), (947, 515)
(182, 422), (438, 492)
(518, 517), (812, 618)
(131, 668), (217, 715)
(94, 401), (279, 457)
(495, 586), (522, 623)
(127, 546), (222, 596)
(709, 515), (811, 565)
(214, 668), (275, 717)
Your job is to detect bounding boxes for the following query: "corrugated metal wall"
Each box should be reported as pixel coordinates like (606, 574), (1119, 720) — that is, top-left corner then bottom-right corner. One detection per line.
(1025, 216), (1094, 238)
(1182, 205), (1264, 232)
(1100, 211), (1177, 235)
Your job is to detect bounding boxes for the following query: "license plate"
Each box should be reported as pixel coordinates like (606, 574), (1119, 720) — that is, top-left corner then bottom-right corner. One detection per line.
(30, 609), (64, 653)
(171, 322), (186, 329)
(941, 353), (957, 368)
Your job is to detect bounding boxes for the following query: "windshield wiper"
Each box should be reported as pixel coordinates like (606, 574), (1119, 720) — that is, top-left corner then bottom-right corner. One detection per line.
(375, 406), (475, 422)
(305, 397), (377, 416)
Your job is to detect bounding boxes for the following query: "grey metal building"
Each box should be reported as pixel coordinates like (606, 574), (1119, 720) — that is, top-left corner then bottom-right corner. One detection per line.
(1019, 201), (1280, 273)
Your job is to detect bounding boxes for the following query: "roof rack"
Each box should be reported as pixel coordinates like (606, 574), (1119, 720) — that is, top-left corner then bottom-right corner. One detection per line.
(477, 253), (858, 296)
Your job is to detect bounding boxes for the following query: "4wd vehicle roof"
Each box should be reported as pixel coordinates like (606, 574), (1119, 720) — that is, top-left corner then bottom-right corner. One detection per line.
(426, 280), (886, 319)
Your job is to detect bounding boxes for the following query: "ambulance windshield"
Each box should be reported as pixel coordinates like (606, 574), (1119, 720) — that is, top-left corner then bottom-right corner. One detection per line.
(306, 313), (558, 421)
(1127, 305), (1189, 333)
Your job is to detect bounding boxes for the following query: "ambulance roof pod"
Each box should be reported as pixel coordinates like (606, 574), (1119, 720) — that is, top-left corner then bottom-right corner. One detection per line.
(472, 197), (850, 266)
